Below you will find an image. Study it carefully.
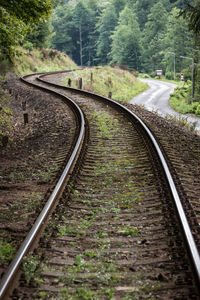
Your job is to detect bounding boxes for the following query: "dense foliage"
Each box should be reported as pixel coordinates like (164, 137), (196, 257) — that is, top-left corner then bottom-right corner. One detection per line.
(50, 0), (195, 75)
(0, 0), (53, 60)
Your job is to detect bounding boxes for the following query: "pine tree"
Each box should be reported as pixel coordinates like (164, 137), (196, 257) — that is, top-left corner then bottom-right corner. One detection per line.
(142, 1), (168, 72)
(96, 4), (118, 64)
(111, 6), (142, 70)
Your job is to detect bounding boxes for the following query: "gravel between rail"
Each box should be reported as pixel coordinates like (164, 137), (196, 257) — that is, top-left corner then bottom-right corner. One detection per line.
(0, 73), (200, 299)
(10, 73), (200, 299)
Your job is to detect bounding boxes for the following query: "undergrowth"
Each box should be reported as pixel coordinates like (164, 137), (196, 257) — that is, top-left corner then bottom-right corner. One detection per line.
(13, 47), (77, 75)
(170, 81), (200, 117)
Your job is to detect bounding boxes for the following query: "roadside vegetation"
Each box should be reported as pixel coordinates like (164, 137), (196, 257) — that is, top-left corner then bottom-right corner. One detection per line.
(62, 66), (148, 102)
(170, 81), (200, 116)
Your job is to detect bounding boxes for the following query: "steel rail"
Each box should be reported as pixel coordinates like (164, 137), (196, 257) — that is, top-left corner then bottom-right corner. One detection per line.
(38, 71), (200, 287)
(0, 74), (86, 299)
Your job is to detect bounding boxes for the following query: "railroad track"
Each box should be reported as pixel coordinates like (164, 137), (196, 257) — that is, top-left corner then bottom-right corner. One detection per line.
(0, 71), (200, 299)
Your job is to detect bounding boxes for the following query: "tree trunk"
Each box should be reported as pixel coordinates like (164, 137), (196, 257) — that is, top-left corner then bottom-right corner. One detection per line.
(79, 23), (83, 66)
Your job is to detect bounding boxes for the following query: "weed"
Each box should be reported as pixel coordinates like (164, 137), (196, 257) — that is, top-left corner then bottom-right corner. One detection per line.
(110, 207), (121, 213)
(69, 241), (76, 247)
(34, 278), (45, 285)
(22, 254), (41, 284)
(0, 240), (16, 264)
(57, 224), (77, 237)
(85, 250), (97, 258)
(38, 291), (48, 298)
(165, 114), (197, 132)
(95, 231), (108, 238)
(38, 164), (59, 182)
(73, 189), (79, 197)
(82, 199), (91, 205)
(118, 226), (140, 237)
(73, 287), (98, 300)
(24, 191), (42, 211)
(92, 111), (118, 138)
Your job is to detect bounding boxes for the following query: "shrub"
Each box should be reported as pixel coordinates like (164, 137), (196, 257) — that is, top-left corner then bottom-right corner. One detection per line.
(195, 104), (200, 116)
(165, 72), (174, 80)
(23, 42), (33, 51)
(150, 72), (157, 78)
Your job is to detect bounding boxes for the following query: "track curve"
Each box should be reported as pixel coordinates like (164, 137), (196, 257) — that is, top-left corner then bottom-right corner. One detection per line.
(0, 71), (199, 299)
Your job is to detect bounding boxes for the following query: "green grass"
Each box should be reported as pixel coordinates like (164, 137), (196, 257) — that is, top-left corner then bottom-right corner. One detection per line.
(0, 47), (77, 76)
(13, 47), (77, 76)
(0, 240), (16, 264)
(62, 66), (148, 102)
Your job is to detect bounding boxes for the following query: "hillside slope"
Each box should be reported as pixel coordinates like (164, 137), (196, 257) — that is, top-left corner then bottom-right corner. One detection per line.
(0, 47), (77, 77)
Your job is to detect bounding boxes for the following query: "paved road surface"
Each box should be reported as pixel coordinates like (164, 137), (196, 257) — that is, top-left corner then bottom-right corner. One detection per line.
(130, 79), (200, 132)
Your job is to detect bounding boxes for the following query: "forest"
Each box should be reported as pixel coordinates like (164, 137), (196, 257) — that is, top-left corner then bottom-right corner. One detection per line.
(0, 0), (200, 80)
(22, 0), (194, 76)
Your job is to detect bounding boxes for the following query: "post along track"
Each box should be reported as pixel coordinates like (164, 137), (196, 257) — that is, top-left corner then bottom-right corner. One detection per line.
(0, 71), (200, 299)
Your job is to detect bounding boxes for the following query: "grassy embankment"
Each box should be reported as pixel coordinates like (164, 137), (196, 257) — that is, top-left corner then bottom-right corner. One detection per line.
(1, 47), (77, 76)
(61, 66), (148, 102)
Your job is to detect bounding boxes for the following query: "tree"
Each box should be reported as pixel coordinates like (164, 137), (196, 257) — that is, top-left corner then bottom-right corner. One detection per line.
(96, 5), (118, 65)
(131, 0), (157, 30)
(24, 18), (54, 49)
(181, 0), (200, 101)
(0, 0), (53, 61)
(72, 1), (95, 66)
(142, 1), (168, 72)
(163, 8), (194, 73)
(181, 0), (200, 34)
(51, 4), (75, 56)
(111, 6), (142, 70)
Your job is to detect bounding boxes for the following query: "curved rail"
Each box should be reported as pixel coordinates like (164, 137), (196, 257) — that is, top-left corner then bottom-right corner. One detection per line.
(1, 70), (199, 298)
(0, 74), (86, 299)
(38, 71), (200, 287)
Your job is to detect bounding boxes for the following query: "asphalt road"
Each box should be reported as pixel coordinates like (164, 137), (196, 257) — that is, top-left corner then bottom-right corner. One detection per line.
(130, 79), (200, 132)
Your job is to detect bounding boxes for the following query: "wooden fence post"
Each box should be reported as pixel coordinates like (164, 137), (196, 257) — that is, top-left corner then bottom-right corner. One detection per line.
(2, 136), (8, 147)
(68, 78), (71, 87)
(24, 113), (29, 125)
(78, 78), (82, 89)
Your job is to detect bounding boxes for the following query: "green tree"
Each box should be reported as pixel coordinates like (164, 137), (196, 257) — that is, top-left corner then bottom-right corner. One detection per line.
(111, 0), (126, 16)
(51, 4), (75, 56)
(181, 0), (200, 34)
(24, 18), (54, 49)
(0, 0), (53, 60)
(111, 6), (142, 70)
(96, 4), (118, 65)
(72, 1), (95, 66)
(130, 0), (157, 30)
(142, 1), (168, 72)
(163, 8), (194, 73)
(181, 0), (200, 101)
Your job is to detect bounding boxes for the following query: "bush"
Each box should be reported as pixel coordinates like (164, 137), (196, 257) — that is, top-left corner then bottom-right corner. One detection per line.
(182, 69), (191, 81)
(195, 104), (200, 116)
(150, 72), (157, 78)
(165, 72), (174, 80)
(23, 42), (33, 51)
(140, 73), (150, 78)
